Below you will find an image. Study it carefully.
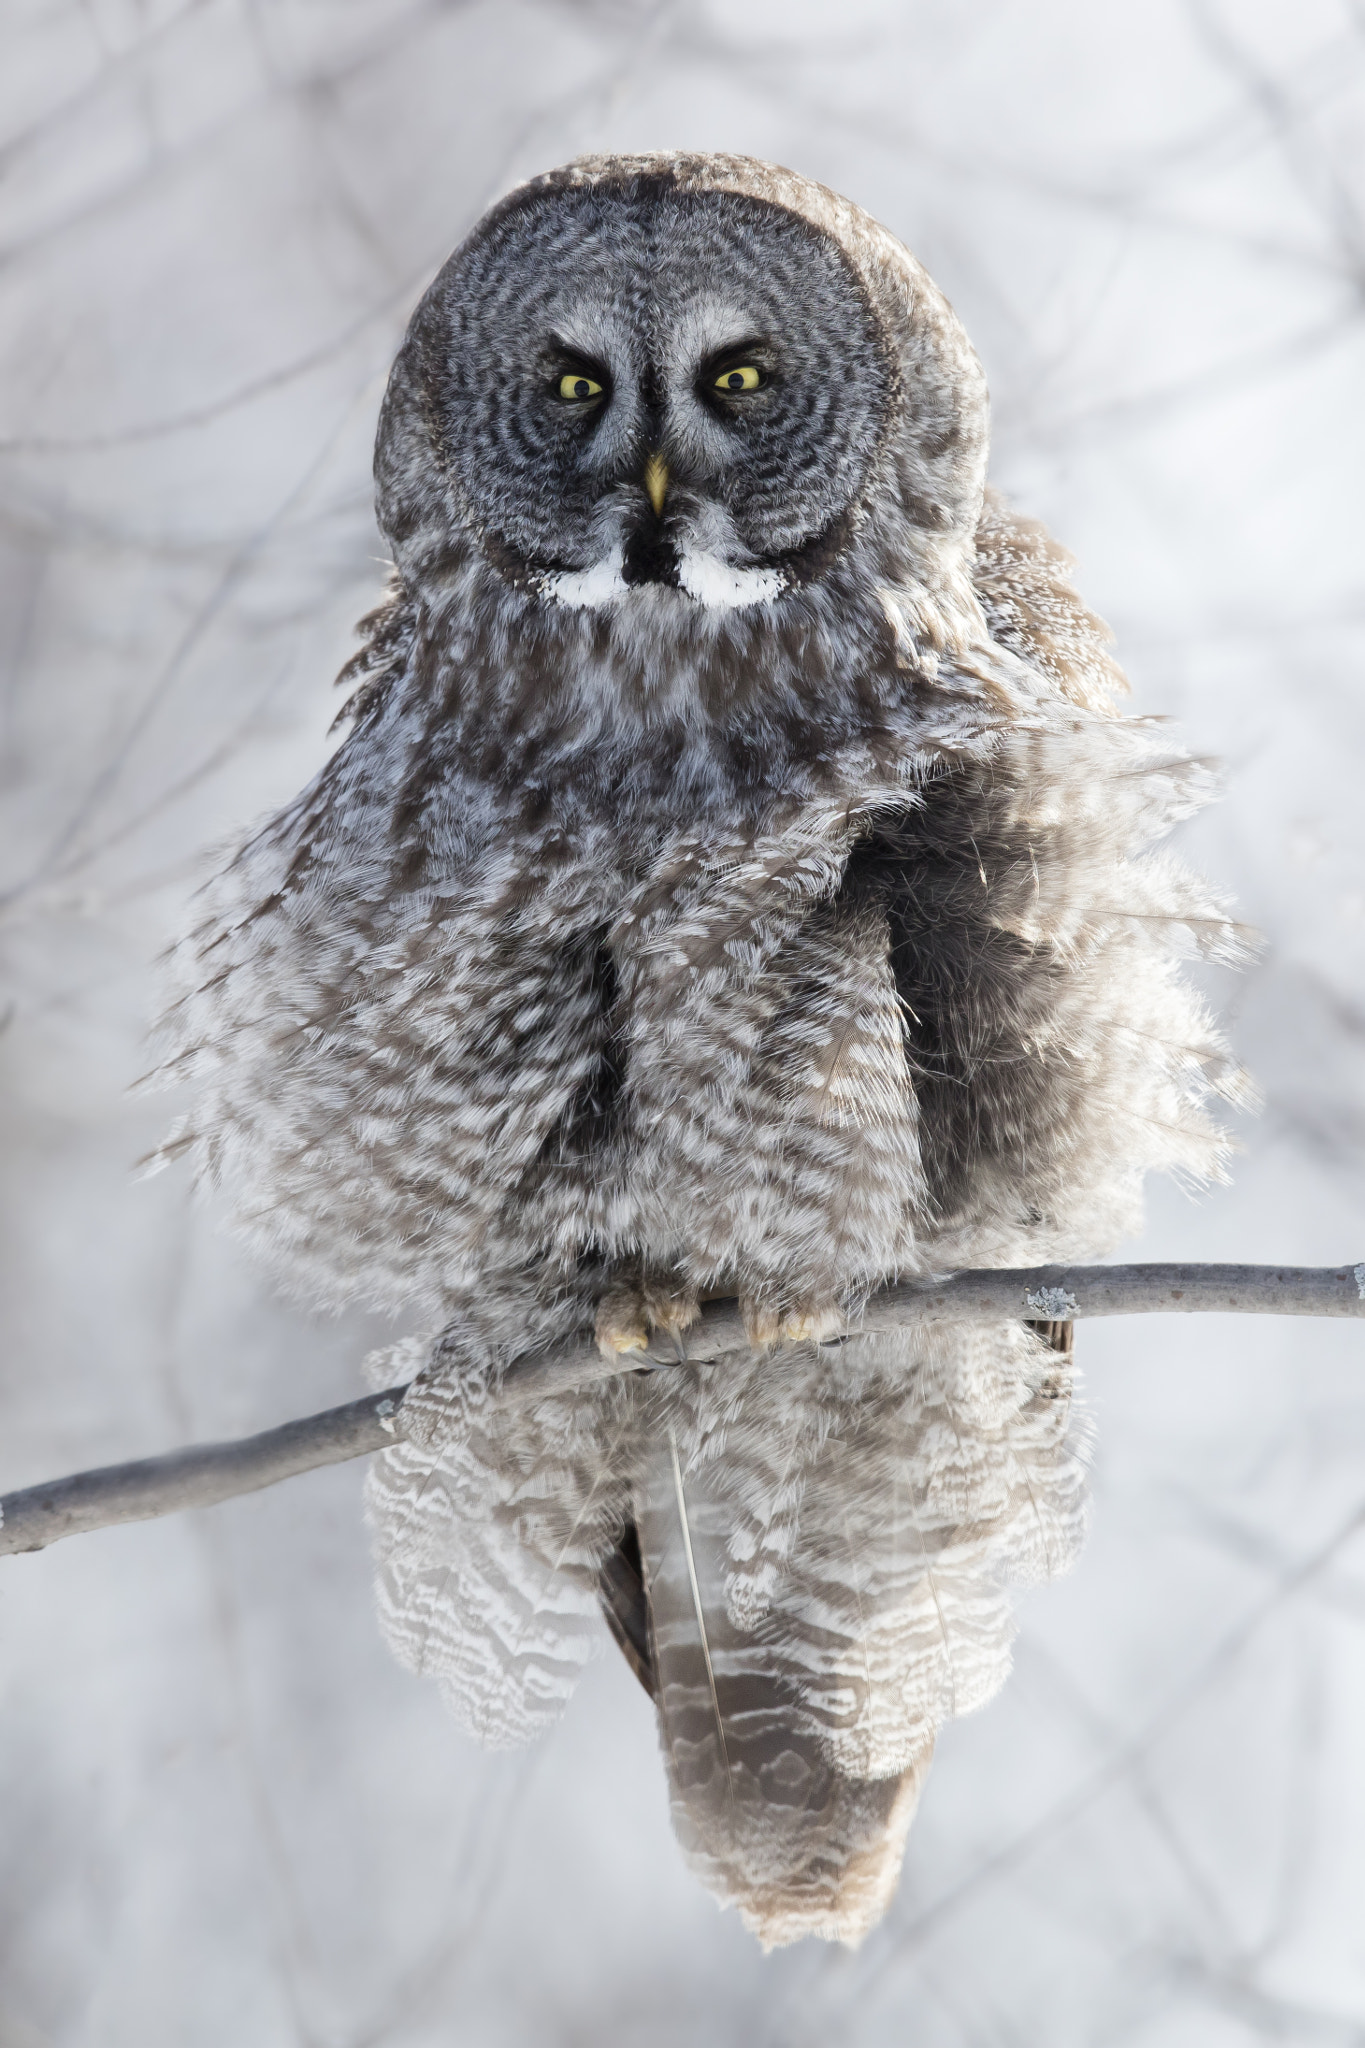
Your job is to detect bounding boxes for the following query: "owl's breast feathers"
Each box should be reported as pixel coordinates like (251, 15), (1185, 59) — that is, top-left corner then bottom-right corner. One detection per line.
(153, 644), (1241, 1327)
(152, 556), (1246, 1952)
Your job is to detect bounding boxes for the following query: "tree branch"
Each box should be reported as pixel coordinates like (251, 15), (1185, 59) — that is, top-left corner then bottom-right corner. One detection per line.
(4, 1262), (1361, 1559)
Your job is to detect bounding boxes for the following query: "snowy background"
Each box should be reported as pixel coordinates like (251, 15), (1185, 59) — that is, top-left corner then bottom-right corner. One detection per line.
(3, 3), (1365, 2042)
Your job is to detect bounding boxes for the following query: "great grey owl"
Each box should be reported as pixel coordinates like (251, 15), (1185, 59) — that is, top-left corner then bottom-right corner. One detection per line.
(152, 154), (1245, 1947)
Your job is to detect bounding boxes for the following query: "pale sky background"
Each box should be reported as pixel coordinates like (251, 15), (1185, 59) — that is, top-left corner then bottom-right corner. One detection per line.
(3, 3), (1365, 2043)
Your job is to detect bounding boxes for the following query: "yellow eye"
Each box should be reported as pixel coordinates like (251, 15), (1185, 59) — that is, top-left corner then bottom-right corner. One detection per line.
(715, 363), (763, 393)
(558, 372), (603, 401)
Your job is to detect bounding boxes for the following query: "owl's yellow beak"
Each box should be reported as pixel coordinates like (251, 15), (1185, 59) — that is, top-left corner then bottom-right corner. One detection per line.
(643, 452), (669, 519)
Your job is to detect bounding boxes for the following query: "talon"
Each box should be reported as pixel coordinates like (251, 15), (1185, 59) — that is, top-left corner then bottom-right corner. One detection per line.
(595, 1269), (700, 1363)
(640, 1283), (700, 1338)
(782, 1305), (846, 1345)
(742, 1301), (784, 1350)
(742, 1299), (846, 1349)
(595, 1304), (651, 1361)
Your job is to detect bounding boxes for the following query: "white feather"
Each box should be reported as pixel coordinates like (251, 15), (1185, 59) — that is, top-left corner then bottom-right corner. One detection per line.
(675, 549), (784, 609)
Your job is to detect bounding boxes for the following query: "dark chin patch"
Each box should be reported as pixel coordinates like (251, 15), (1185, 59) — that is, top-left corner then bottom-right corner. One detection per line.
(621, 522), (680, 588)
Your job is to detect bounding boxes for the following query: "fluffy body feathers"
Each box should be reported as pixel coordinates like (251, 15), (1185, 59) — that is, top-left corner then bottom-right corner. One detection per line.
(151, 155), (1244, 1946)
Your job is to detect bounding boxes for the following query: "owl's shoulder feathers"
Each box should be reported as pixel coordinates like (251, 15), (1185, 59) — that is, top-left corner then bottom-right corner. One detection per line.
(972, 487), (1128, 714)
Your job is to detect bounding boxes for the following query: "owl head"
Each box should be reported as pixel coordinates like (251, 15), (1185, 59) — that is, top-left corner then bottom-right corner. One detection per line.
(374, 155), (991, 668)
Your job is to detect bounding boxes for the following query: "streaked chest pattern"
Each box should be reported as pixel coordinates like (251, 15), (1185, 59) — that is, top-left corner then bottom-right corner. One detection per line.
(448, 786), (930, 1286)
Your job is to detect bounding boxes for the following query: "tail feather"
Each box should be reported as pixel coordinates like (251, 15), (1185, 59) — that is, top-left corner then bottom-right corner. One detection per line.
(597, 1518), (655, 1698)
(637, 1420), (932, 1949)
(630, 1319), (1086, 1947)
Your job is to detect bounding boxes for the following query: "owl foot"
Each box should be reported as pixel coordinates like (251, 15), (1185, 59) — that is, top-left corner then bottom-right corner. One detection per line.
(595, 1270), (701, 1361)
(741, 1298), (847, 1350)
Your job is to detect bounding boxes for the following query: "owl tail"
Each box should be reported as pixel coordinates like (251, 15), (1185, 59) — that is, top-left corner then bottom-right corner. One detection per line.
(627, 1425), (932, 1950)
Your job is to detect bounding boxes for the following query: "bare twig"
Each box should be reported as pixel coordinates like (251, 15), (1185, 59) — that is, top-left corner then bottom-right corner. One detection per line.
(3, 1262), (1361, 1559)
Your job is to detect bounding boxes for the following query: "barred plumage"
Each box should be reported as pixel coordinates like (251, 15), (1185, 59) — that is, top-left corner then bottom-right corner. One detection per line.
(149, 153), (1247, 1947)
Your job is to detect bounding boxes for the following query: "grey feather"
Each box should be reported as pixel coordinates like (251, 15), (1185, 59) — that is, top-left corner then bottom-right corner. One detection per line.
(147, 152), (1249, 1947)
